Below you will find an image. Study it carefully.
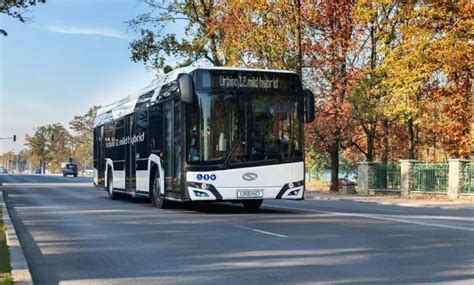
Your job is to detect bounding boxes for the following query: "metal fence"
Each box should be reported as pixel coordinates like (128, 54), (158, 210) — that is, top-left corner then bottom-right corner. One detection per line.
(414, 163), (449, 192)
(463, 162), (474, 193)
(372, 163), (400, 190)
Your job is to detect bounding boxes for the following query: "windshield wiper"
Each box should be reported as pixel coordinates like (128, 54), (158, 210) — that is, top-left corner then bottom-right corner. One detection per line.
(220, 127), (248, 170)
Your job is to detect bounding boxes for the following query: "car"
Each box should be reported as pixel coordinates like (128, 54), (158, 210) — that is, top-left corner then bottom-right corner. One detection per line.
(62, 163), (78, 177)
(35, 168), (42, 174)
(0, 167), (7, 174)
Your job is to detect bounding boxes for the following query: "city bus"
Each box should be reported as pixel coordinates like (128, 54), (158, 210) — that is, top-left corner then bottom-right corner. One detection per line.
(93, 66), (315, 210)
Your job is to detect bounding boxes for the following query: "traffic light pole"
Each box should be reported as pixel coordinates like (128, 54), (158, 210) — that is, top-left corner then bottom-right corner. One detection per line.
(0, 135), (16, 141)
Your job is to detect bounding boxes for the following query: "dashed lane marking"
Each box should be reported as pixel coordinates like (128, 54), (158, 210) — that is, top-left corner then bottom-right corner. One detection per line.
(233, 225), (288, 238)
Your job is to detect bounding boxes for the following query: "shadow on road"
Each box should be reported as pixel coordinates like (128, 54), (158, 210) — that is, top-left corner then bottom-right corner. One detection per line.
(114, 194), (295, 215)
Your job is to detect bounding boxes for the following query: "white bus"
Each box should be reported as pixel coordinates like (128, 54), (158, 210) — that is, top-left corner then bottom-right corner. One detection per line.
(93, 67), (315, 210)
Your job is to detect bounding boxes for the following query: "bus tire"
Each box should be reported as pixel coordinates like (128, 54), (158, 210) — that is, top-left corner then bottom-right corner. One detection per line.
(242, 199), (263, 212)
(151, 170), (168, 209)
(107, 169), (119, 200)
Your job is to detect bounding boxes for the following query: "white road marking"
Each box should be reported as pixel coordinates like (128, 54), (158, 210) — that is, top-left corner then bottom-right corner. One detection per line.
(265, 204), (474, 232)
(233, 225), (288, 238)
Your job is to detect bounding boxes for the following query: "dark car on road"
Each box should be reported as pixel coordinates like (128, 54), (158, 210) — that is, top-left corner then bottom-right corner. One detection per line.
(62, 163), (78, 177)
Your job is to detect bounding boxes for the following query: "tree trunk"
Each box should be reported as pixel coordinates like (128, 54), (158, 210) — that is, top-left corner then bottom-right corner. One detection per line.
(407, 119), (416, 159)
(329, 140), (340, 192)
(366, 126), (374, 162)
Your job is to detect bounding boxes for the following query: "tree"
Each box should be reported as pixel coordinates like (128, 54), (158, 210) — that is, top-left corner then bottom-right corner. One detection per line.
(348, 0), (403, 162)
(305, 0), (359, 191)
(69, 106), (100, 171)
(305, 148), (328, 181)
(381, 0), (473, 159)
(0, 0), (46, 36)
(25, 123), (71, 173)
(208, 0), (300, 70)
(128, 0), (227, 70)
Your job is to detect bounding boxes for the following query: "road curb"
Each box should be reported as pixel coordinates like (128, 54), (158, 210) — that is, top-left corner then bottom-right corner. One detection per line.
(0, 190), (33, 285)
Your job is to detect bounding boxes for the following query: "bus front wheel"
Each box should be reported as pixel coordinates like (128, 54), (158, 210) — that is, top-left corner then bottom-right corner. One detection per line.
(242, 199), (263, 212)
(107, 170), (119, 200)
(151, 170), (168, 209)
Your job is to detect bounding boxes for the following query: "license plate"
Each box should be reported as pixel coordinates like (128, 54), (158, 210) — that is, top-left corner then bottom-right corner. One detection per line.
(237, 190), (263, 199)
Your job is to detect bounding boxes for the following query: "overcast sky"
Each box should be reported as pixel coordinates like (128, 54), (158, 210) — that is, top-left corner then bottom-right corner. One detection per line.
(0, 0), (178, 153)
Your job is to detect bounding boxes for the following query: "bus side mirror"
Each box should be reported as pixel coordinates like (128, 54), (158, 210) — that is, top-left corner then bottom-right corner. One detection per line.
(178, 73), (194, 103)
(304, 89), (315, 123)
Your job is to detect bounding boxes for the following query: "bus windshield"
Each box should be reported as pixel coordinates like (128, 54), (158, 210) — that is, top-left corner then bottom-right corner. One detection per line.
(186, 86), (304, 167)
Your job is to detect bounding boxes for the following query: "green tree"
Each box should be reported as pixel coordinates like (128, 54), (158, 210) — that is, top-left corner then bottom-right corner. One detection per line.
(69, 106), (100, 171)
(25, 123), (71, 173)
(305, 148), (328, 181)
(128, 0), (226, 70)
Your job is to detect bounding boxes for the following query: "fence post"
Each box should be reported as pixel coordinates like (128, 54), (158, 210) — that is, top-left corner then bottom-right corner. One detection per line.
(357, 162), (375, 195)
(447, 159), (469, 200)
(400, 160), (418, 196)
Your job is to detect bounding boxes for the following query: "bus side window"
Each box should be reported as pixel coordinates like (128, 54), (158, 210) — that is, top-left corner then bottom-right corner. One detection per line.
(115, 118), (125, 162)
(149, 104), (163, 153)
(136, 108), (148, 159)
(104, 122), (115, 159)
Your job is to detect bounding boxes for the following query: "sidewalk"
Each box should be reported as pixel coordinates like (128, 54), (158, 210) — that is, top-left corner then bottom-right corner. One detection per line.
(305, 189), (474, 209)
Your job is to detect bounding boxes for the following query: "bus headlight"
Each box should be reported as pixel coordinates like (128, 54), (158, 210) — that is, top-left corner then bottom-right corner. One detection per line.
(193, 190), (209, 197)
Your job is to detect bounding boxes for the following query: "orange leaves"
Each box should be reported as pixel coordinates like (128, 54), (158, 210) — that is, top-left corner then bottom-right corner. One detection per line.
(208, 0), (299, 69)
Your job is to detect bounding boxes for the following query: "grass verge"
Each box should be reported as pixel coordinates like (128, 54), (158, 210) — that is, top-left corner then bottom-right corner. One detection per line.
(0, 207), (13, 285)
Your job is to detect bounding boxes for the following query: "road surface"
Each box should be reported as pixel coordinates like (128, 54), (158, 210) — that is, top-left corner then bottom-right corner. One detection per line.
(1, 174), (473, 284)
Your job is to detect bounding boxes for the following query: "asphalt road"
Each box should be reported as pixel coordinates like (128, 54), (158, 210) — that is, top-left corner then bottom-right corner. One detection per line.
(1, 174), (473, 284)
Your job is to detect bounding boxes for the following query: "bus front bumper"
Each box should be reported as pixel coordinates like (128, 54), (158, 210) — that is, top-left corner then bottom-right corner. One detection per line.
(187, 182), (304, 201)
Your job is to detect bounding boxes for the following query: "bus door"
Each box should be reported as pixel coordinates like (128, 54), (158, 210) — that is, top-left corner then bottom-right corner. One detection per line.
(163, 98), (182, 196)
(95, 125), (105, 187)
(126, 115), (136, 191)
(99, 125), (105, 185)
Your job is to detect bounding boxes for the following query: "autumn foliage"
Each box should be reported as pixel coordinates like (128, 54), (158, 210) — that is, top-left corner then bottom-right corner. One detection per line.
(130, 0), (473, 190)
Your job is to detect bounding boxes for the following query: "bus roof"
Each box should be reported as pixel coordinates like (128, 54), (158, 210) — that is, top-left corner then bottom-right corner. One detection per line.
(94, 67), (297, 127)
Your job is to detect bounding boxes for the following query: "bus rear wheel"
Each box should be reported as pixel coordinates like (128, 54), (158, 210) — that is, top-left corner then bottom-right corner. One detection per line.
(242, 199), (263, 212)
(107, 170), (119, 200)
(151, 170), (168, 209)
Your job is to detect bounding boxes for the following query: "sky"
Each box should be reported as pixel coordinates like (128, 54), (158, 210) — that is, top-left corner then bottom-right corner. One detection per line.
(0, 0), (181, 153)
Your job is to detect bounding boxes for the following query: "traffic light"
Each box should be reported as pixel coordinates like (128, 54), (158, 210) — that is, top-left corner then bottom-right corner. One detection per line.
(13, 135), (16, 142)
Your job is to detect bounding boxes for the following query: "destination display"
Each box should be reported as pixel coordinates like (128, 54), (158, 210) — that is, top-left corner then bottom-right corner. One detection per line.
(219, 75), (279, 89)
(196, 70), (299, 92)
